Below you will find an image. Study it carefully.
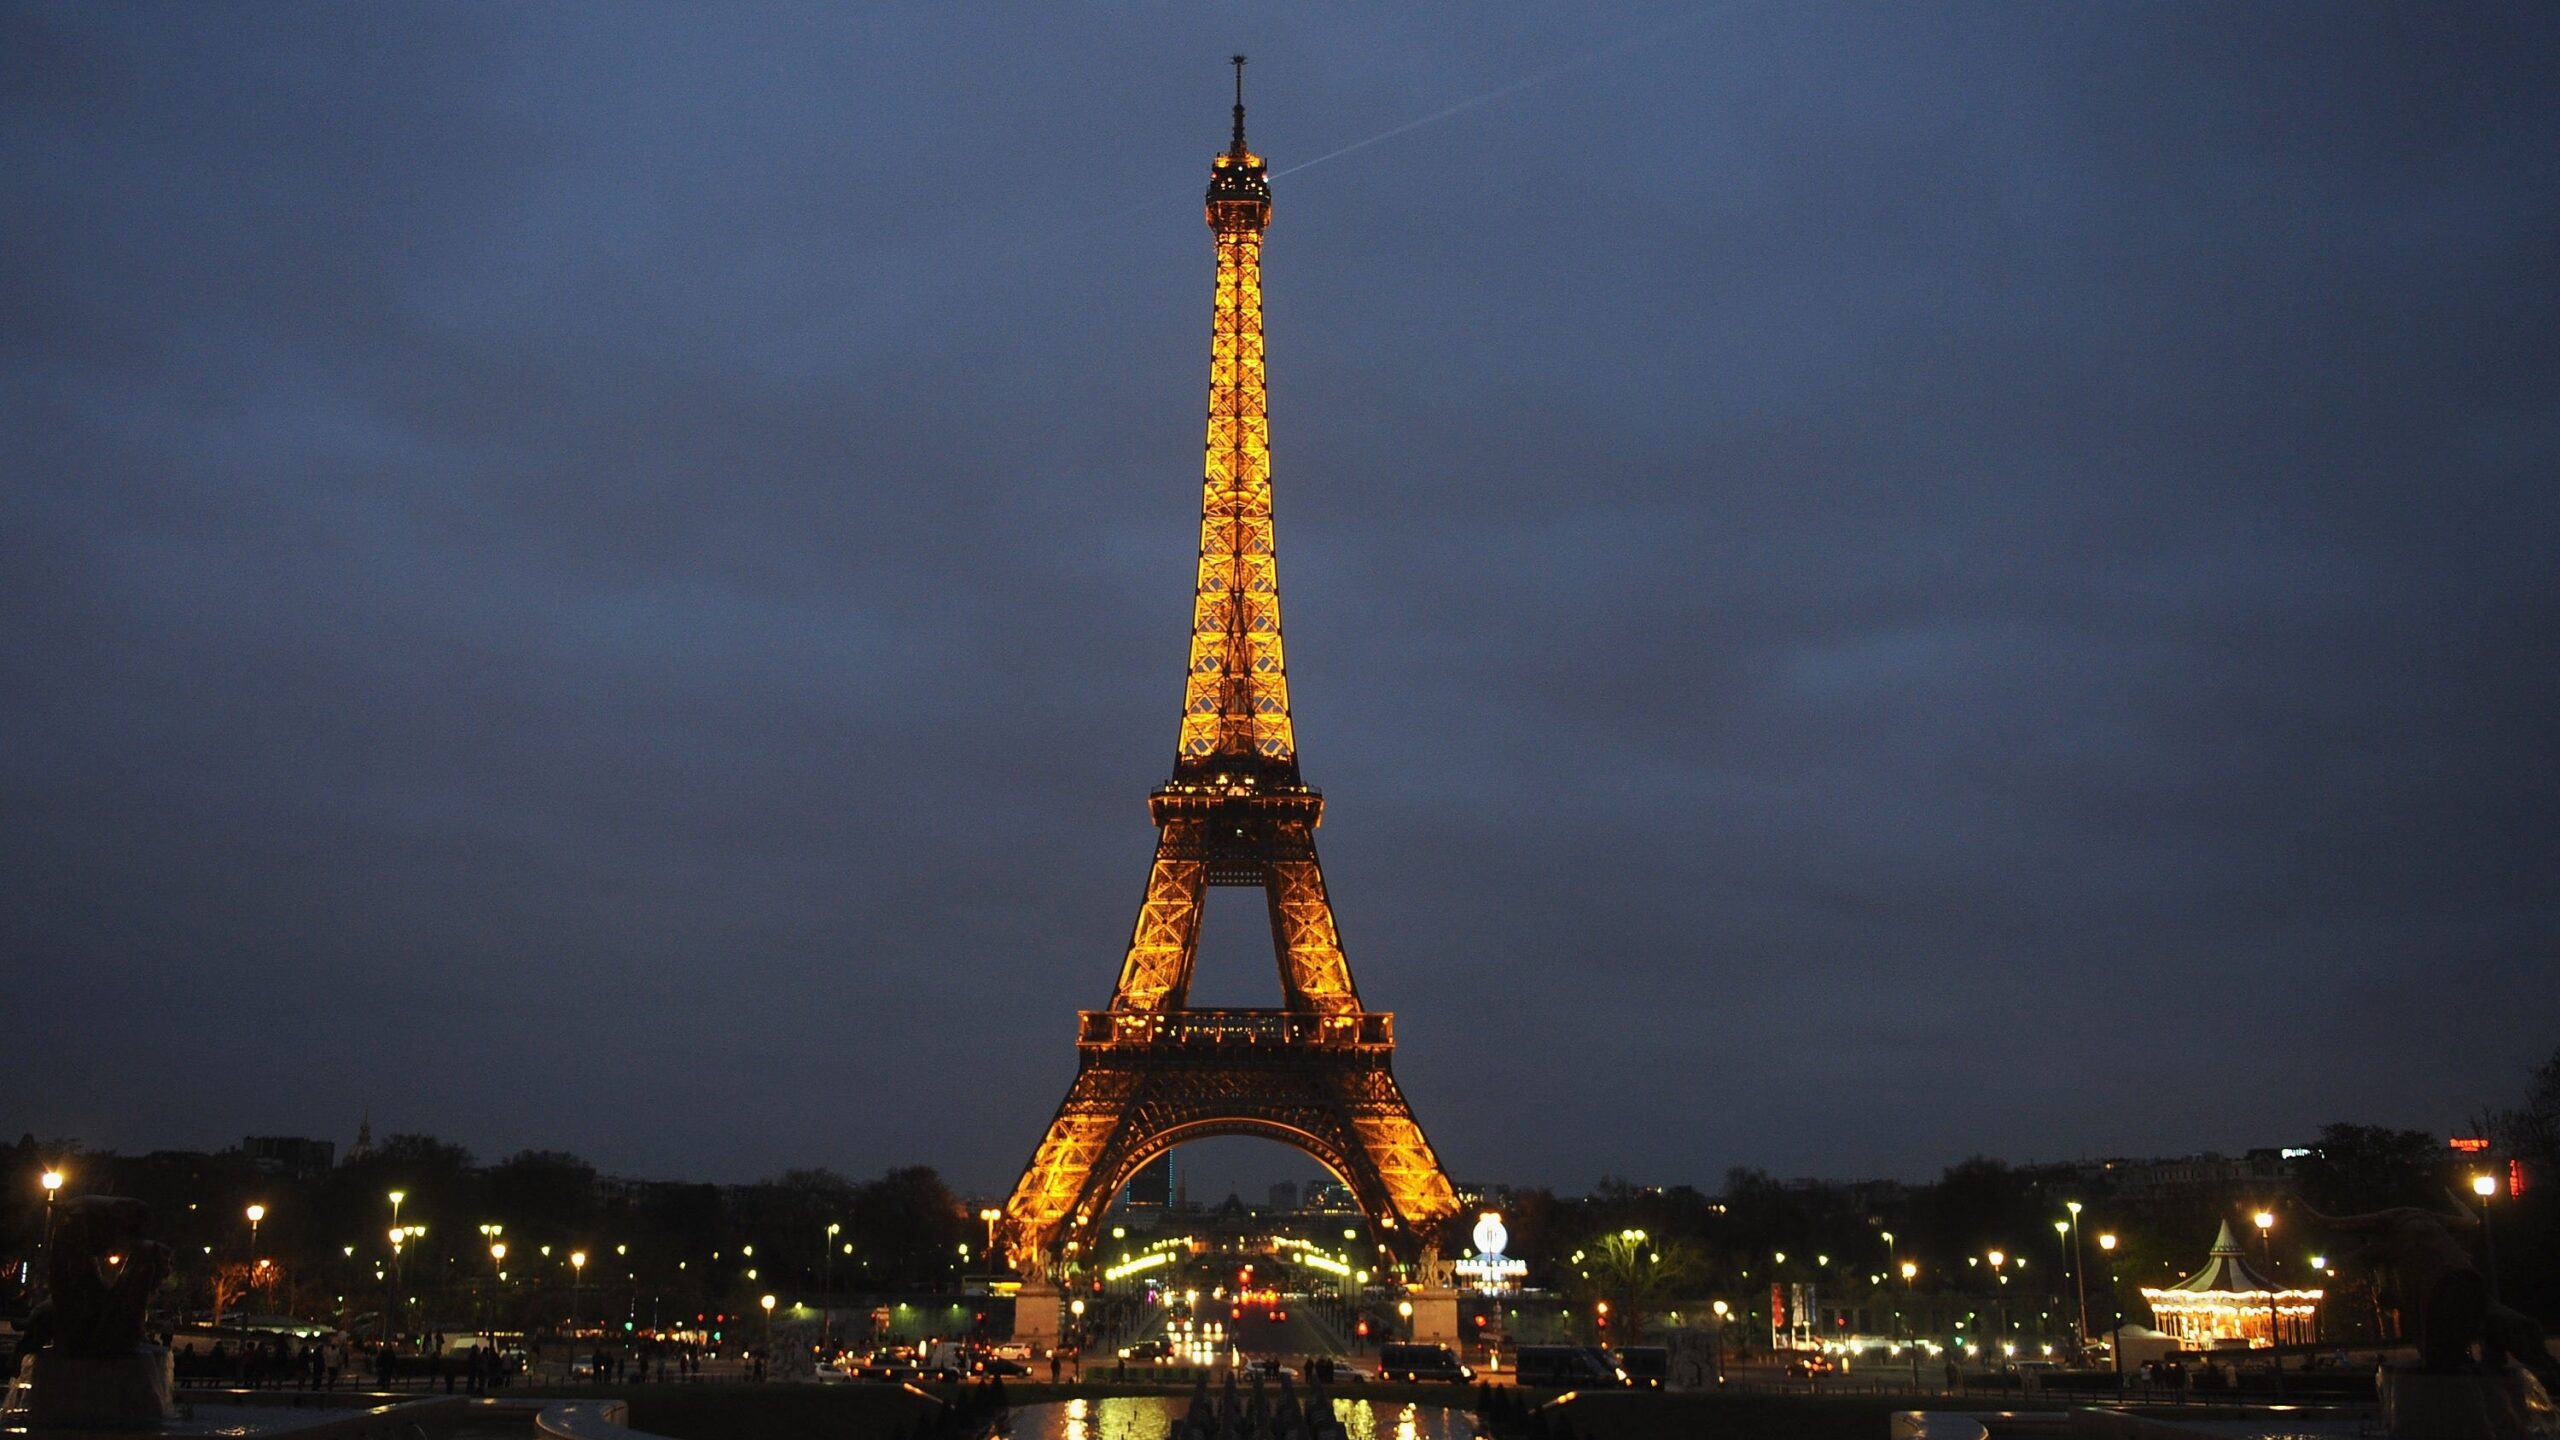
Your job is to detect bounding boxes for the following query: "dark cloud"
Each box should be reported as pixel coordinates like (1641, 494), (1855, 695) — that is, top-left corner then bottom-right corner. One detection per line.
(5, 2), (2555, 1194)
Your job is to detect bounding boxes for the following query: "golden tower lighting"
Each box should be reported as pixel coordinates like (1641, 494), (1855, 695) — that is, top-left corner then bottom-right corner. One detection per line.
(996, 58), (1460, 1278)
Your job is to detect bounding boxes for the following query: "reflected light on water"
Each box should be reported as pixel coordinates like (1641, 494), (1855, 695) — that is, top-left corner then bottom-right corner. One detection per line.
(1000, 1396), (1471, 1440)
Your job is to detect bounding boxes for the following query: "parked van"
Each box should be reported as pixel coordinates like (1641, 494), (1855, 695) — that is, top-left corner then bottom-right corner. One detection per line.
(1615, 1347), (1667, 1389)
(1513, 1345), (1623, 1387)
(1376, 1343), (1473, 1383)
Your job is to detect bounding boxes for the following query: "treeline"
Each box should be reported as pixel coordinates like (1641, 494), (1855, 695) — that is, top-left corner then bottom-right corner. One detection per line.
(1494, 1045), (2560, 1336)
(0, 1133), (974, 1330)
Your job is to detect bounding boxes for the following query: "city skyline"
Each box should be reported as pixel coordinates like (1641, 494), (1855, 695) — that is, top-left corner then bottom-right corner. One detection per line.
(5, 5), (2554, 1198)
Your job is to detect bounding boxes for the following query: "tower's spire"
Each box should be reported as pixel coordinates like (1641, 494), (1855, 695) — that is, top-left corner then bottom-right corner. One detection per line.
(1230, 54), (1248, 155)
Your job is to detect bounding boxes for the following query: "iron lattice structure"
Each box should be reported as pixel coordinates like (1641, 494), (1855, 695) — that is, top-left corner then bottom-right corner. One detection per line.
(999, 62), (1460, 1277)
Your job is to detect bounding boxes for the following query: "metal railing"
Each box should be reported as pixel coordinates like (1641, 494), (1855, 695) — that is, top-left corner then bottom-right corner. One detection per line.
(1079, 1010), (1392, 1049)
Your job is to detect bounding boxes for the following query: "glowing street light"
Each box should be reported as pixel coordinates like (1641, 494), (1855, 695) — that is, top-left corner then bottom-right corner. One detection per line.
(2064, 1201), (2091, 1349)
(2252, 1210), (2283, 1397)
(246, 1203), (267, 1259)
(978, 1208), (1002, 1266)
(569, 1250), (588, 1343)
(2095, 1233), (2122, 1378)
(382, 1192), (408, 1347)
(41, 1168), (66, 1252)
(2471, 1173), (2503, 1301)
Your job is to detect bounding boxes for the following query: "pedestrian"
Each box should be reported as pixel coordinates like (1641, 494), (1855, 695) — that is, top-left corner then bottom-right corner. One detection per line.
(1049, 1351), (1061, 1384)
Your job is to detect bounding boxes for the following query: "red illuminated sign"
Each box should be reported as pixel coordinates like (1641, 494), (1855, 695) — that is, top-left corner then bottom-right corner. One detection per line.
(2450, 1137), (2491, 1152)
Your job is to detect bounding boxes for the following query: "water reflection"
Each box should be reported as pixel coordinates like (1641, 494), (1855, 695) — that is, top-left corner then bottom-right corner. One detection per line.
(1002, 1396), (1472, 1440)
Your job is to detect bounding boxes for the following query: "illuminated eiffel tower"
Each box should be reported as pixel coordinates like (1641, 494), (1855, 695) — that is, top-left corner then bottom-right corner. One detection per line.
(998, 59), (1461, 1277)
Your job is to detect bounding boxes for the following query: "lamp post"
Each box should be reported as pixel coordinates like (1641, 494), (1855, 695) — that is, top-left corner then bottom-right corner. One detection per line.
(1901, 1262), (1920, 1391)
(41, 1169), (65, 1255)
(2097, 1234), (2122, 1386)
(1711, 1299), (1729, 1383)
(978, 1209), (1001, 1272)
(247, 1204), (267, 1261)
(2252, 1210), (2282, 1398)
(570, 1251), (587, 1348)
(2065, 1201), (2090, 1354)
(1070, 1296), (1086, 1358)
(488, 1241), (508, 1341)
(1398, 1298), (1415, 1342)
(1988, 1250), (2010, 1356)
(479, 1224), (507, 1340)
(2053, 1221), (2072, 1353)
(759, 1294), (776, 1377)
(2471, 1173), (2502, 1303)
(385, 1192), (406, 1347)
(822, 1223), (841, 1354)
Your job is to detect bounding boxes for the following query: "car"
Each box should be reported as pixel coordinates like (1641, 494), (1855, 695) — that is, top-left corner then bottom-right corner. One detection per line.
(972, 1356), (1028, 1377)
(852, 1350), (920, 1381)
(1784, 1353), (1836, 1378)
(1377, 1343), (1474, 1384)
(1118, 1339), (1174, 1362)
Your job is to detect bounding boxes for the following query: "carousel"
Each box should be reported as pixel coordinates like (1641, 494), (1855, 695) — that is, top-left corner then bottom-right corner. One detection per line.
(2139, 1218), (2322, 1349)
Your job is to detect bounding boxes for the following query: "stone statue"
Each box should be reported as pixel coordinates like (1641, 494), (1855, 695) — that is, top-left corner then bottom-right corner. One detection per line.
(2305, 1194), (2559, 1440)
(43, 1196), (175, 1356)
(9, 1195), (178, 1428)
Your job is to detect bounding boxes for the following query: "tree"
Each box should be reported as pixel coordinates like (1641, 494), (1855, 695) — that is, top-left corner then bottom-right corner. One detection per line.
(210, 1260), (282, 1326)
(1568, 1227), (1703, 1344)
(2293, 1123), (2439, 1214)
(2487, 1046), (2560, 1172)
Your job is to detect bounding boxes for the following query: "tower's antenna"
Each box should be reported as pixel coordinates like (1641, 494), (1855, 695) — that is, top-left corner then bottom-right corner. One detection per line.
(1230, 54), (1248, 154)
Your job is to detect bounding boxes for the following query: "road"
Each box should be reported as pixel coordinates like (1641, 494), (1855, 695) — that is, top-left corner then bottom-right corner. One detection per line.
(1228, 1307), (1338, 1361)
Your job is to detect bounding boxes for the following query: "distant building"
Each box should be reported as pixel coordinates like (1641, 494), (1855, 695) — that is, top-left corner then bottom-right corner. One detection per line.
(2078, 1150), (2301, 1212)
(239, 1136), (334, 1177)
(2139, 1219), (2321, 1349)
(1267, 1181), (1298, 1212)
(1125, 1155), (1171, 1208)
(1302, 1180), (1354, 1211)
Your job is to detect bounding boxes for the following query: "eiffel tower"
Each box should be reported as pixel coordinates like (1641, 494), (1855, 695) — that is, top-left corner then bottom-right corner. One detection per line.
(998, 59), (1460, 1277)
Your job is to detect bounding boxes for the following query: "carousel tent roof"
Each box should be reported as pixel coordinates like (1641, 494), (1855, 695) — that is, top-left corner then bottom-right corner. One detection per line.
(2155, 1219), (2275, 1295)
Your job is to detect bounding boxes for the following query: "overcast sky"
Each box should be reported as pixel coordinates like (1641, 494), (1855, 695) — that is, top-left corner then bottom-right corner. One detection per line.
(6, 3), (2555, 1203)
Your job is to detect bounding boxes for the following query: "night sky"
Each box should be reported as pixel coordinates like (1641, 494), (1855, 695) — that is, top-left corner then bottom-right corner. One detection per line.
(6, 4), (2556, 1202)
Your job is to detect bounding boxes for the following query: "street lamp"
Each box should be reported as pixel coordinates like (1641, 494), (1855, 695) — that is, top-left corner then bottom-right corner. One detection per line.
(1900, 1261), (1920, 1389)
(2096, 1234), (2122, 1384)
(760, 1293), (777, 1375)
(1398, 1298), (1414, 1341)
(384, 1192), (408, 1347)
(978, 1209), (1001, 1269)
(486, 1241), (508, 1341)
(2065, 1202), (2089, 1352)
(2472, 1173), (2502, 1302)
(247, 1204), (267, 1260)
(41, 1169), (66, 1252)
(2252, 1210), (2283, 1397)
(2054, 1220), (2072, 1349)
(822, 1222), (842, 1353)
(1987, 1251), (2010, 1352)
(570, 1251), (587, 1345)
(1070, 1296), (1086, 1354)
